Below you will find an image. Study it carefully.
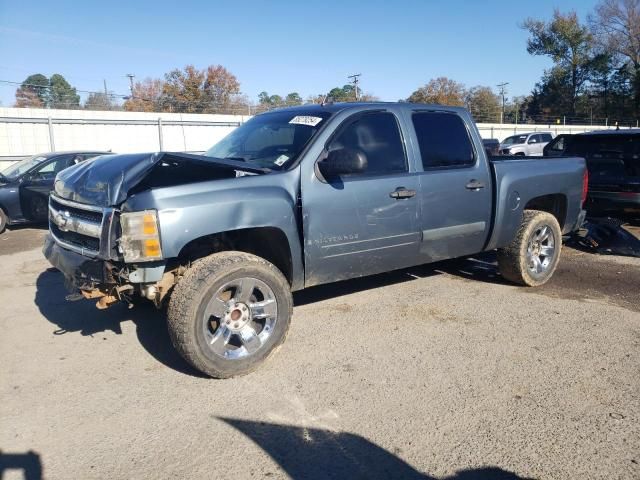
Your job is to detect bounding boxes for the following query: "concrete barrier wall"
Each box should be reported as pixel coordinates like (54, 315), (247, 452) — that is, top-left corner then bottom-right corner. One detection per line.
(0, 107), (629, 168)
(0, 107), (249, 166)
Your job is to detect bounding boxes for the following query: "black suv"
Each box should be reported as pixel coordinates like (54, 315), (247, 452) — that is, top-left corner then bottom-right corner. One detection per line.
(544, 130), (640, 215)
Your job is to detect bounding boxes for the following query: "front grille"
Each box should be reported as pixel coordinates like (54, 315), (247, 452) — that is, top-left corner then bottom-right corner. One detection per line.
(49, 194), (113, 258)
(51, 223), (100, 251)
(50, 198), (102, 223)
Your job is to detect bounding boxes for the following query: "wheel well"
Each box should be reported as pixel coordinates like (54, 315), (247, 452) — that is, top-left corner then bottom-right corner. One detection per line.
(177, 227), (293, 285)
(524, 194), (568, 228)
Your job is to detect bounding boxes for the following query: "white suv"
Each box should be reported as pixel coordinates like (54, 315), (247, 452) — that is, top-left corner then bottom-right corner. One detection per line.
(500, 132), (553, 156)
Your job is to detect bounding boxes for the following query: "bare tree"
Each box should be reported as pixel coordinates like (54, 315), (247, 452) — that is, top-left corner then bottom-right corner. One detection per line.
(590, 0), (640, 115)
(407, 77), (466, 106)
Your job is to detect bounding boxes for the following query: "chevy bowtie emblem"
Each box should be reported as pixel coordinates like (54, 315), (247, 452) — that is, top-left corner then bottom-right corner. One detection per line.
(54, 210), (71, 231)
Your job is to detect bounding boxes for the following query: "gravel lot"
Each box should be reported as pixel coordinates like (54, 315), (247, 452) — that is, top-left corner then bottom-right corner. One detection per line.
(1, 227), (639, 480)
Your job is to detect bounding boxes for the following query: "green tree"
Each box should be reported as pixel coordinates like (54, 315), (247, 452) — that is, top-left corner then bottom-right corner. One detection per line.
(327, 85), (356, 102)
(407, 77), (466, 106)
(49, 74), (80, 108)
(285, 92), (302, 105)
(523, 10), (602, 115)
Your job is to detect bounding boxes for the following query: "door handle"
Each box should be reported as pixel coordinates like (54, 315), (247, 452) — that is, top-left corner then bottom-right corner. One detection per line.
(389, 187), (416, 199)
(465, 179), (485, 190)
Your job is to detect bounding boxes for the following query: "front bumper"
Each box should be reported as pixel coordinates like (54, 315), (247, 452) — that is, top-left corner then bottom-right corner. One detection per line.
(43, 233), (114, 288)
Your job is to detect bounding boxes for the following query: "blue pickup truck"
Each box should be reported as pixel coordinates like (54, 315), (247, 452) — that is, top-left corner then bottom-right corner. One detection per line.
(44, 102), (587, 378)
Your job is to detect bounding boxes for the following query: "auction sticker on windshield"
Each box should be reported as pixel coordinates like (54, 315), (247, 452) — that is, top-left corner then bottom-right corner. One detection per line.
(289, 116), (323, 126)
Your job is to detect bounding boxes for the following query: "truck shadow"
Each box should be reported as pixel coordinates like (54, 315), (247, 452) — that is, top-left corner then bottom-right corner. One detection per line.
(34, 254), (506, 378)
(218, 417), (533, 480)
(34, 268), (207, 378)
(294, 252), (505, 306)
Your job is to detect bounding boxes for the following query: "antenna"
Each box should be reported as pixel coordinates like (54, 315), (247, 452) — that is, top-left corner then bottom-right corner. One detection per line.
(347, 73), (361, 101)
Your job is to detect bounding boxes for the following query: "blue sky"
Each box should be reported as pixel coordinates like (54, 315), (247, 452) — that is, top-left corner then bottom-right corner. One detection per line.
(0, 0), (598, 107)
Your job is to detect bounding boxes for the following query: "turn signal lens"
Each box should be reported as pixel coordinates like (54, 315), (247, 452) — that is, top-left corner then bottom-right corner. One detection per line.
(120, 210), (163, 262)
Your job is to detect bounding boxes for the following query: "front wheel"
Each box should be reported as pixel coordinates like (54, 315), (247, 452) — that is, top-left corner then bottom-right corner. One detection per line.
(497, 210), (562, 286)
(0, 209), (7, 234)
(167, 251), (292, 378)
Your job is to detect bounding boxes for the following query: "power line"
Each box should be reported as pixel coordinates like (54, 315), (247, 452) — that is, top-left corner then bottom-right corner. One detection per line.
(347, 73), (361, 101)
(497, 82), (509, 124)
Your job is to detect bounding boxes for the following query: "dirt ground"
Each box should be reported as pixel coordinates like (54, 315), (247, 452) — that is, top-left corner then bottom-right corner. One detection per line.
(1, 228), (639, 479)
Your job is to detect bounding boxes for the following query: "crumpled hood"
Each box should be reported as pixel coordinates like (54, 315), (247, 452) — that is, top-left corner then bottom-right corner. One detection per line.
(54, 153), (158, 207)
(54, 152), (267, 207)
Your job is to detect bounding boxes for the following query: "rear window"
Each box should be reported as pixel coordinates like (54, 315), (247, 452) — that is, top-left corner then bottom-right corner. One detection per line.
(412, 112), (475, 169)
(565, 134), (640, 159)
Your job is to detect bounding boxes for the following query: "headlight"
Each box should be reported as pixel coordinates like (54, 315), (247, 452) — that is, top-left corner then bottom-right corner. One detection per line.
(119, 210), (163, 262)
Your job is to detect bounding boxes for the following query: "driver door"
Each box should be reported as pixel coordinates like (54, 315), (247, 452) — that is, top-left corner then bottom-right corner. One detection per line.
(302, 110), (421, 286)
(20, 155), (73, 221)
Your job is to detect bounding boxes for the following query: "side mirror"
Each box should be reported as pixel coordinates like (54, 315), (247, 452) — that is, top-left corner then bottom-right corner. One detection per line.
(529, 138), (537, 144)
(318, 148), (367, 178)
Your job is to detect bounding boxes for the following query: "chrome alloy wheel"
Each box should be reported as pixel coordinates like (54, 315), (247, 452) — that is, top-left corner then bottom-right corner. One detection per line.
(202, 277), (278, 360)
(526, 225), (556, 275)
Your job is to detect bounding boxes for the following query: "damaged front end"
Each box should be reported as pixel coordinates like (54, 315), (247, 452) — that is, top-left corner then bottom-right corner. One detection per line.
(44, 151), (267, 309)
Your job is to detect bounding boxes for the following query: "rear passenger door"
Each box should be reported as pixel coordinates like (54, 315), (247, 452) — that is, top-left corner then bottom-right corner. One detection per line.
(302, 110), (421, 286)
(407, 110), (492, 262)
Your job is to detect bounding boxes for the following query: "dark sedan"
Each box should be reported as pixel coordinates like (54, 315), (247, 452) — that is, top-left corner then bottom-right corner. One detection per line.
(0, 151), (111, 233)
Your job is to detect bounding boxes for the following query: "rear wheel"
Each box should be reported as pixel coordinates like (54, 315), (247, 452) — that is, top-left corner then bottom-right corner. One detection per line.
(497, 210), (562, 286)
(167, 251), (292, 378)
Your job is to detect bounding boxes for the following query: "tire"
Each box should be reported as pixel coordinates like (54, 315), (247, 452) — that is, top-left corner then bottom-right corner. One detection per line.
(0, 209), (7, 234)
(497, 210), (562, 287)
(167, 251), (293, 378)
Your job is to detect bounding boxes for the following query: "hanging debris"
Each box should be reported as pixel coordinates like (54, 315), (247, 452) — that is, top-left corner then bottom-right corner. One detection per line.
(567, 217), (640, 257)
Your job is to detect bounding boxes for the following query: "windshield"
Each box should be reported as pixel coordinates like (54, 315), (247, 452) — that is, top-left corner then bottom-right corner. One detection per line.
(502, 135), (527, 146)
(205, 110), (332, 170)
(1, 155), (48, 181)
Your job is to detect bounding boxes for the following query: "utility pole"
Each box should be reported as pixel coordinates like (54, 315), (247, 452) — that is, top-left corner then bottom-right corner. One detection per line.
(497, 82), (509, 123)
(126, 73), (135, 97)
(103, 79), (108, 97)
(348, 73), (361, 101)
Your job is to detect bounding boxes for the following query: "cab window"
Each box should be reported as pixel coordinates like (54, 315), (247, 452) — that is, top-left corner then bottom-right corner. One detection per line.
(412, 112), (475, 169)
(328, 112), (407, 176)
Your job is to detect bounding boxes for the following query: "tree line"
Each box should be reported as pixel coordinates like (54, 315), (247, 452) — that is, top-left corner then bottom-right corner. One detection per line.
(12, 0), (640, 125)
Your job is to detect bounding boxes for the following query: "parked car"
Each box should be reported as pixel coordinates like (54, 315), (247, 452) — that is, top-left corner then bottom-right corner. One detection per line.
(44, 103), (587, 378)
(0, 151), (110, 233)
(500, 132), (554, 156)
(543, 130), (640, 215)
(482, 138), (500, 156)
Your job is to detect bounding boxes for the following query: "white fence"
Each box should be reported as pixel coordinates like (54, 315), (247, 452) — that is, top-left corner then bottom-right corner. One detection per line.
(0, 107), (249, 165)
(0, 107), (630, 167)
